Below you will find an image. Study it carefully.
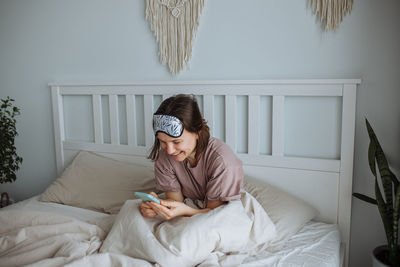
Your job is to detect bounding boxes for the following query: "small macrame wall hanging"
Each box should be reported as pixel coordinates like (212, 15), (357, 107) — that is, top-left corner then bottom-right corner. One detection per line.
(309, 0), (354, 30)
(146, 0), (205, 75)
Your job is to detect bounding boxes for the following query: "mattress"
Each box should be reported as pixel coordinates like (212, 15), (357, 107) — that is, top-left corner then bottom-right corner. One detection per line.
(3, 196), (340, 267)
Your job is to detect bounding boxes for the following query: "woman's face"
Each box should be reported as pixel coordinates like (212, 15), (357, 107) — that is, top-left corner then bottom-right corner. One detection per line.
(157, 129), (198, 162)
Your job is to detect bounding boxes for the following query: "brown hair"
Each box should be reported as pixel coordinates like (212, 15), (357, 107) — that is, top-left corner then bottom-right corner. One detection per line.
(148, 94), (210, 166)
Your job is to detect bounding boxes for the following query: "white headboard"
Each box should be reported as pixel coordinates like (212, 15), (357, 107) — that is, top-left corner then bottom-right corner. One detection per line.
(50, 79), (359, 267)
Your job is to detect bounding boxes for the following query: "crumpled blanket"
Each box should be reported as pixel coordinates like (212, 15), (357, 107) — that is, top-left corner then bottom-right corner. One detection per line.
(100, 191), (277, 267)
(0, 192), (277, 267)
(0, 209), (109, 267)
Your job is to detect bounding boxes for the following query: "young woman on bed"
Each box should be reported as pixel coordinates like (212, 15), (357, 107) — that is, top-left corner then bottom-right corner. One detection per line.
(139, 94), (243, 220)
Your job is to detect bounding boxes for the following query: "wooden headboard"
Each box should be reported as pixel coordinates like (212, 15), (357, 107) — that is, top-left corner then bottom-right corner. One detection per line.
(50, 79), (360, 267)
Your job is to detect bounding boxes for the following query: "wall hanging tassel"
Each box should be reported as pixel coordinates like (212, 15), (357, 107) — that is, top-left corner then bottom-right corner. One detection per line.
(146, 0), (205, 75)
(310, 0), (354, 30)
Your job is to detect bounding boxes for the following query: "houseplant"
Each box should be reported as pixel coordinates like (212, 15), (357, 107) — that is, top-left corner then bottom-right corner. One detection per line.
(353, 119), (400, 267)
(0, 96), (23, 207)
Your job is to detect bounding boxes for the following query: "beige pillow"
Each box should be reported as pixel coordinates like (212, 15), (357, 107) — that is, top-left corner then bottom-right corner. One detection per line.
(40, 151), (156, 214)
(243, 175), (319, 251)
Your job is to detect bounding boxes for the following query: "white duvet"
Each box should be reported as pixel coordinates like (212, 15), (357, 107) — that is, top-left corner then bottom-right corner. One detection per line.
(99, 191), (277, 267)
(0, 209), (109, 267)
(0, 192), (276, 267)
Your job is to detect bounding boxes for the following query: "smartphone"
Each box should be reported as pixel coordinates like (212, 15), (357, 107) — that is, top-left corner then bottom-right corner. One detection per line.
(134, 192), (161, 205)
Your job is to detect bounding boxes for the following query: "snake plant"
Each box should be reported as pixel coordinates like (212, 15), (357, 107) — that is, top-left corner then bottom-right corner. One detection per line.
(353, 119), (400, 266)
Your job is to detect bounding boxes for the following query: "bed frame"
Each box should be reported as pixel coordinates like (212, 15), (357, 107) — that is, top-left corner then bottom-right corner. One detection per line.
(50, 79), (360, 267)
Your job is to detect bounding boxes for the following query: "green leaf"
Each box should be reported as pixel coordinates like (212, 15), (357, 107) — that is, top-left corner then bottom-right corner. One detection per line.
(353, 193), (377, 205)
(375, 177), (394, 247)
(366, 119), (394, 219)
(368, 137), (377, 177)
(393, 186), (400, 248)
(0, 96), (22, 184)
(390, 169), (400, 191)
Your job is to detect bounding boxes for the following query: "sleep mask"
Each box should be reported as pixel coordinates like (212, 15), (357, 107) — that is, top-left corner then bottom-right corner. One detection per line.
(153, 114), (184, 138)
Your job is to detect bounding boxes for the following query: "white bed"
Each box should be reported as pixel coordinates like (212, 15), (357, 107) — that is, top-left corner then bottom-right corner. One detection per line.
(0, 79), (359, 267)
(3, 195), (341, 267)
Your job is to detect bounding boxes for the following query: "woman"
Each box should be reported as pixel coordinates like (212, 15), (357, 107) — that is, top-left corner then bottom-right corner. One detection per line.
(140, 94), (243, 220)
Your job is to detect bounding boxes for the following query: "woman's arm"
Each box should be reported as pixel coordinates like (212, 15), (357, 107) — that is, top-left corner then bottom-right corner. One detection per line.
(165, 191), (227, 211)
(165, 191), (184, 202)
(141, 192), (226, 220)
(207, 199), (227, 209)
(166, 192), (226, 209)
(145, 191), (211, 220)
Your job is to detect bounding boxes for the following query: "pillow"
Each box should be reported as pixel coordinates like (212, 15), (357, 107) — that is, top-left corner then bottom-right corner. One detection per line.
(40, 151), (156, 214)
(243, 175), (319, 251)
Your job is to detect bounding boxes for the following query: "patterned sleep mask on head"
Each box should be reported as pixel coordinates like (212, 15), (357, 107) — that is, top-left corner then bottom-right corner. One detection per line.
(153, 114), (184, 138)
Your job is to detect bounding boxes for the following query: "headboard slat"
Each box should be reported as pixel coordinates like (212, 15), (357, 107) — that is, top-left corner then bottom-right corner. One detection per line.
(203, 95), (214, 137)
(225, 95), (237, 152)
(109, 94), (119, 145)
(92, 94), (103, 144)
(248, 95), (260, 155)
(143, 95), (154, 148)
(126, 95), (136, 146)
(272, 95), (285, 156)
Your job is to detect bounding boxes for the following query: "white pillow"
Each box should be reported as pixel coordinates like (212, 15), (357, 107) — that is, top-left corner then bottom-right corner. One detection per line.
(40, 151), (156, 214)
(243, 175), (319, 251)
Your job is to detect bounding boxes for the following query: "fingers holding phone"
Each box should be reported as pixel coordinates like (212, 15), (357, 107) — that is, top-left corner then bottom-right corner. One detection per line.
(139, 201), (158, 218)
(134, 192), (161, 204)
(135, 192), (160, 218)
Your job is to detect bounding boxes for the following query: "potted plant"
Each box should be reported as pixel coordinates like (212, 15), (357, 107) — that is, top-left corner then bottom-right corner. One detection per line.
(353, 119), (400, 267)
(0, 96), (23, 207)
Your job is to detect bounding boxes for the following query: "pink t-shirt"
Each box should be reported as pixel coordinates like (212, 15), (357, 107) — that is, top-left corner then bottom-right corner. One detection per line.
(154, 137), (243, 202)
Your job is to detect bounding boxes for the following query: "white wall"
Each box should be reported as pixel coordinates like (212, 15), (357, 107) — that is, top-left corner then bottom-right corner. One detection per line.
(0, 1), (399, 266)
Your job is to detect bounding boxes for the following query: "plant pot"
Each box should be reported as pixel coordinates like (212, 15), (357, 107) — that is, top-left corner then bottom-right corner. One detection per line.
(0, 192), (10, 208)
(372, 245), (390, 267)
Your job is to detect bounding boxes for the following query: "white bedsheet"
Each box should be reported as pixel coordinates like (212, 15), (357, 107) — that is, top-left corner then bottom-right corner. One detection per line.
(2, 196), (340, 267)
(242, 221), (340, 267)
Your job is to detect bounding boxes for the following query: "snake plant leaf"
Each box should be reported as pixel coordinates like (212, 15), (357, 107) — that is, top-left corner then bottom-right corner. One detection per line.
(357, 119), (400, 265)
(368, 132), (377, 177)
(353, 193), (377, 205)
(366, 119), (393, 216)
(390, 169), (400, 190)
(375, 151), (394, 215)
(375, 177), (394, 246)
(393, 186), (400, 250)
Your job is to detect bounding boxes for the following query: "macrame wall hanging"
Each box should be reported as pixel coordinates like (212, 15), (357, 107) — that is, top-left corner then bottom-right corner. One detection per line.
(146, 0), (205, 75)
(309, 0), (354, 30)
(145, 0), (353, 75)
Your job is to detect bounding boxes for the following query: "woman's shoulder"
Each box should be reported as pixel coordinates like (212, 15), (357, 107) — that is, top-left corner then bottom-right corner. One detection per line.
(205, 137), (241, 164)
(207, 137), (226, 153)
(155, 148), (175, 169)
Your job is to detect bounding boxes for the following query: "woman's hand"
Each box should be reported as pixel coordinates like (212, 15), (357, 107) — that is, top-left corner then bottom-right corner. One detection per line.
(139, 192), (159, 218)
(148, 199), (210, 220)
